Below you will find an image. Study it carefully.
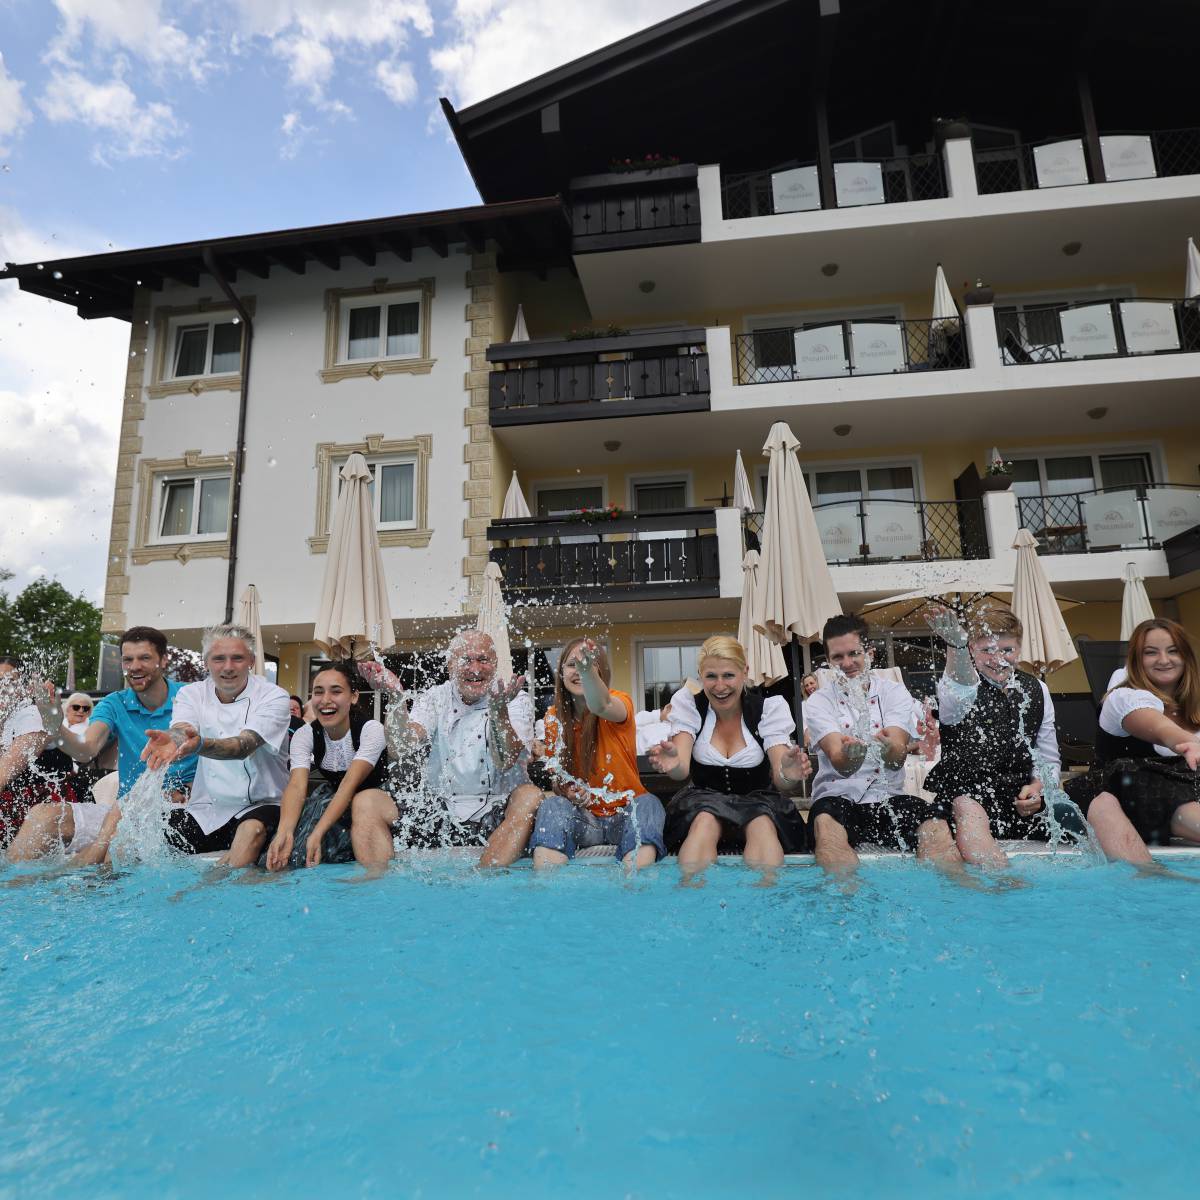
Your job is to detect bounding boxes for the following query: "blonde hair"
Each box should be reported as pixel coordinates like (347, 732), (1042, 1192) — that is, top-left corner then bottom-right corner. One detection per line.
(697, 635), (748, 673)
(966, 606), (1022, 643)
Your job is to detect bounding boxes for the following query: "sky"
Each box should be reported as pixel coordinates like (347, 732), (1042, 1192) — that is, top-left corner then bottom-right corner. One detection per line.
(0, 0), (698, 602)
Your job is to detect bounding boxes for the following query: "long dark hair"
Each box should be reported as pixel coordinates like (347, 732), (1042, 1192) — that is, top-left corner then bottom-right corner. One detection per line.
(312, 660), (360, 695)
(553, 637), (612, 781)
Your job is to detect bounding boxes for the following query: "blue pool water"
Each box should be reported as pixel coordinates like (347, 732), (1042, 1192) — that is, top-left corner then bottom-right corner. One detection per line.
(1, 854), (1197, 1199)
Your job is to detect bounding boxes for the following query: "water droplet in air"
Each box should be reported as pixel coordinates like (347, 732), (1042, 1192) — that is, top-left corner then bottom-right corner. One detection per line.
(36, 263), (43, 270)
(232, 316), (240, 325)
(52, 270), (63, 280)
(267, 457), (277, 467)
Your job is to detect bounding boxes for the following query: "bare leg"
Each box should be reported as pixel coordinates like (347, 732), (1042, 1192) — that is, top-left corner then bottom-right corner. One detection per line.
(1087, 792), (1153, 865)
(812, 813), (859, 875)
(952, 795), (1009, 869)
(677, 811), (721, 885)
(221, 819), (269, 869)
(532, 846), (568, 869)
(7, 803), (75, 862)
(914, 817), (985, 889)
(623, 843), (659, 870)
(351, 791), (402, 869)
(743, 814), (784, 886)
(70, 803), (122, 867)
(1170, 800), (1200, 843)
(479, 784), (543, 869)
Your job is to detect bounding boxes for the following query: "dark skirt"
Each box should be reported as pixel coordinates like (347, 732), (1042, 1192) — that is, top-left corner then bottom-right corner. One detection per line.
(664, 785), (809, 854)
(1065, 757), (1200, 845)
(285, 784), (355, 867)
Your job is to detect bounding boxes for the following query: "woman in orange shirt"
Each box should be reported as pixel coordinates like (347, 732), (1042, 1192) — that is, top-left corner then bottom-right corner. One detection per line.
(530, 637), (665, 868)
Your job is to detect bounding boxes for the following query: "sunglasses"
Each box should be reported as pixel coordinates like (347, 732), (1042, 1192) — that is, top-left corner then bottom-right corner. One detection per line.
(69, 704), (92, 712)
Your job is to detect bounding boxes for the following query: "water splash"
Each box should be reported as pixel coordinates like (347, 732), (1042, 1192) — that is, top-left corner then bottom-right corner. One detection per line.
(109, 767), (172, 865)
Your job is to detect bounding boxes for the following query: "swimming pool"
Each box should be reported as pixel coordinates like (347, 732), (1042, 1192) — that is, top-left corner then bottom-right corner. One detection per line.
(2, 853), (1197, 1198)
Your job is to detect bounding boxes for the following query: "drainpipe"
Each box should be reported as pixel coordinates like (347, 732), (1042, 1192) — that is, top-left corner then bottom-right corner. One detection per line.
(201, 247), (253, 623)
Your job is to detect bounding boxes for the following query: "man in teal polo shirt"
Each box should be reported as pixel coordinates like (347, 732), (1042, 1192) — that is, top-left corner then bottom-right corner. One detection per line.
(7, 626), (196, 862)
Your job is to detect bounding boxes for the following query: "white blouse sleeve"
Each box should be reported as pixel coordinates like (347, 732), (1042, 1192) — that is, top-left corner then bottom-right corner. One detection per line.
(757, 695), (796, 749)
(1099, 688), (1164, 738)
(354, 720), (387, 766)
(288, 722), (315, 772)
(667, 688), (702, 738)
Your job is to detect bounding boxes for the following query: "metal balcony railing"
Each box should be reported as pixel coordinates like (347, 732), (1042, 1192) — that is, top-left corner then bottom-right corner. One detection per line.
(735, 316), (968, 384)
(486, 329), (710, 425)
(487, 508), (720, 603)
(975, 127), (1200, 193)
(721, 151), (946, 219)
(742, 498), (988, 566)
(997, 298), (1200, 365)
(1018, 484), (1200, 555)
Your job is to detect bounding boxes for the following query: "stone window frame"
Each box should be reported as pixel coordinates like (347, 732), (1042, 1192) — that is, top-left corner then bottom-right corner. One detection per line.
(308, 433), (433, 553)
(131, 450), (234, 564)
(319, 277), (436, 383)
(146, 297), (255, 399)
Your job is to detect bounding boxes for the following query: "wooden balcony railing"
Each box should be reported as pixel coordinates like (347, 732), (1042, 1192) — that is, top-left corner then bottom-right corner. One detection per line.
(568, 164), (701, 253)
(487, 328), (710, 425)
(487, 508), (720, 603)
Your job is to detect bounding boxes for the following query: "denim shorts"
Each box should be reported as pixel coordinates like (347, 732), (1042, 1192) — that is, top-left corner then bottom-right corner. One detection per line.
(529, 792), (666, 861)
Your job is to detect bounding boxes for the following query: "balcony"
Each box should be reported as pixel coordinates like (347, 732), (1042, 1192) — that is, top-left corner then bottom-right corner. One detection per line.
(743, 498), (988, 567)
(734, 316), (968, 385)
(721, 150), (947, 219)
(975, 127), (1200, 194)
(1017, 484), (1200, 555)
(487, 328), (710, 426)
(568, 164), (700, 254)
(487, 509), (722, 603)
(998, 298), (1200, 366)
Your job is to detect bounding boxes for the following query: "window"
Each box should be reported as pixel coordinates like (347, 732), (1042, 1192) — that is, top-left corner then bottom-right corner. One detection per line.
(321, 278), (436, 383)
(342, 295), (421, 362)
(536, 484), (604, 516)
(633, 480), (687, 512)
(155, 473), (230, 541)
(132, 452), (236, 564)
(149, 301), (253, 398)
(336, 456), (416, 529)
(170, 318), (242, 379)
(1007, 451), (1154, 497)
(640, 643), (703, 712)
(805, 464), (917, 506)
(309, 435), (432, 553)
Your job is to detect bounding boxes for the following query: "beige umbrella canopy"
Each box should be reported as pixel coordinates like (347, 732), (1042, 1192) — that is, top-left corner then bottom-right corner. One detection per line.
(1186, 236), (1200, 301)
(313, 452), (396, 660)
(510, 304), (530, 343)
(861, 580), (1022, 629)
(501, 471), (532, 520)
(475, 561), (514, 682)
(1120, 561), (1155, 639)
(738, 550), (787, 687)
(753, 421), (841, 645)
(237, 583), (266, 675)
(1011, 528), (1078, 674)
(932, 263), (960, 334)
(732, 449), (756, 512)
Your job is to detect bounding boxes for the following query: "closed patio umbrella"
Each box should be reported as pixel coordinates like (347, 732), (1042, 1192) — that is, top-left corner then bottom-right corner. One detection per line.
(510, 304), (530, 343)
(932, 263), (960, 334)
(501, 470), (532, 519)
(64, 648), (76, 692)
(732, 449), (756, 512)
(476, 561), (514, 682)
(1120, 562), (1155, 639)
(1011, 529), (1078, 675)
(753, 422), (841, 726)
(1187, 237), (1200, 301)
(237, 583), (266, 675)
(313, 452), (396, 660)
(754, 422), (841, 645)
(738, 550), (787, 687)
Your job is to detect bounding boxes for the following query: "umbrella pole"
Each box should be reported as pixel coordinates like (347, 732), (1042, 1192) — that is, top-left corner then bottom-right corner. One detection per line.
(789, 639), (804, 737)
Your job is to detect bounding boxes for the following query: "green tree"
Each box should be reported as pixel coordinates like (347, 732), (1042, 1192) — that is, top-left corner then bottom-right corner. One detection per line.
(0, 576), (102, 686)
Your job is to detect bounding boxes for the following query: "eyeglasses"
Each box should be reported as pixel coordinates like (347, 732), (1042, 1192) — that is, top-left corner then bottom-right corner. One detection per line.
(69, 704), (92, 712)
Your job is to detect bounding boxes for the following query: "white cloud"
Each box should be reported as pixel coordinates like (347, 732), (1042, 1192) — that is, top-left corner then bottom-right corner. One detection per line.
(0, 53), (31, 155)
(47, 0), (203, 78)
(279, 109), (316, 159)
(430, 0), (698, 108)
(375, 59), (417, 106)
(0, 211), (128, 601)
(39, 70), (184, 163)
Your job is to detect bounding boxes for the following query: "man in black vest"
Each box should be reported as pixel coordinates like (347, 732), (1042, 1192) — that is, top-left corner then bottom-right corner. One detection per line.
(925, 604), (1081, 868)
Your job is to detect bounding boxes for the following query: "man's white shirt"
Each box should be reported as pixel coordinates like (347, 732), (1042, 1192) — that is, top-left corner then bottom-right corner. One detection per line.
(806, 673), (917, 804)
(171, 675), (291, 833)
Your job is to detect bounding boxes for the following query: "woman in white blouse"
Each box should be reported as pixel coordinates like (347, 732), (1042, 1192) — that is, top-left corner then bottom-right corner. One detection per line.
(647, 636), (809, 880)
(1065, 618), (1200, 865)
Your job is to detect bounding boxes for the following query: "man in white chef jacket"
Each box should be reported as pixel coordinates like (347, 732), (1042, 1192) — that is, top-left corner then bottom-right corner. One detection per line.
(143, 623), (290, 866)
